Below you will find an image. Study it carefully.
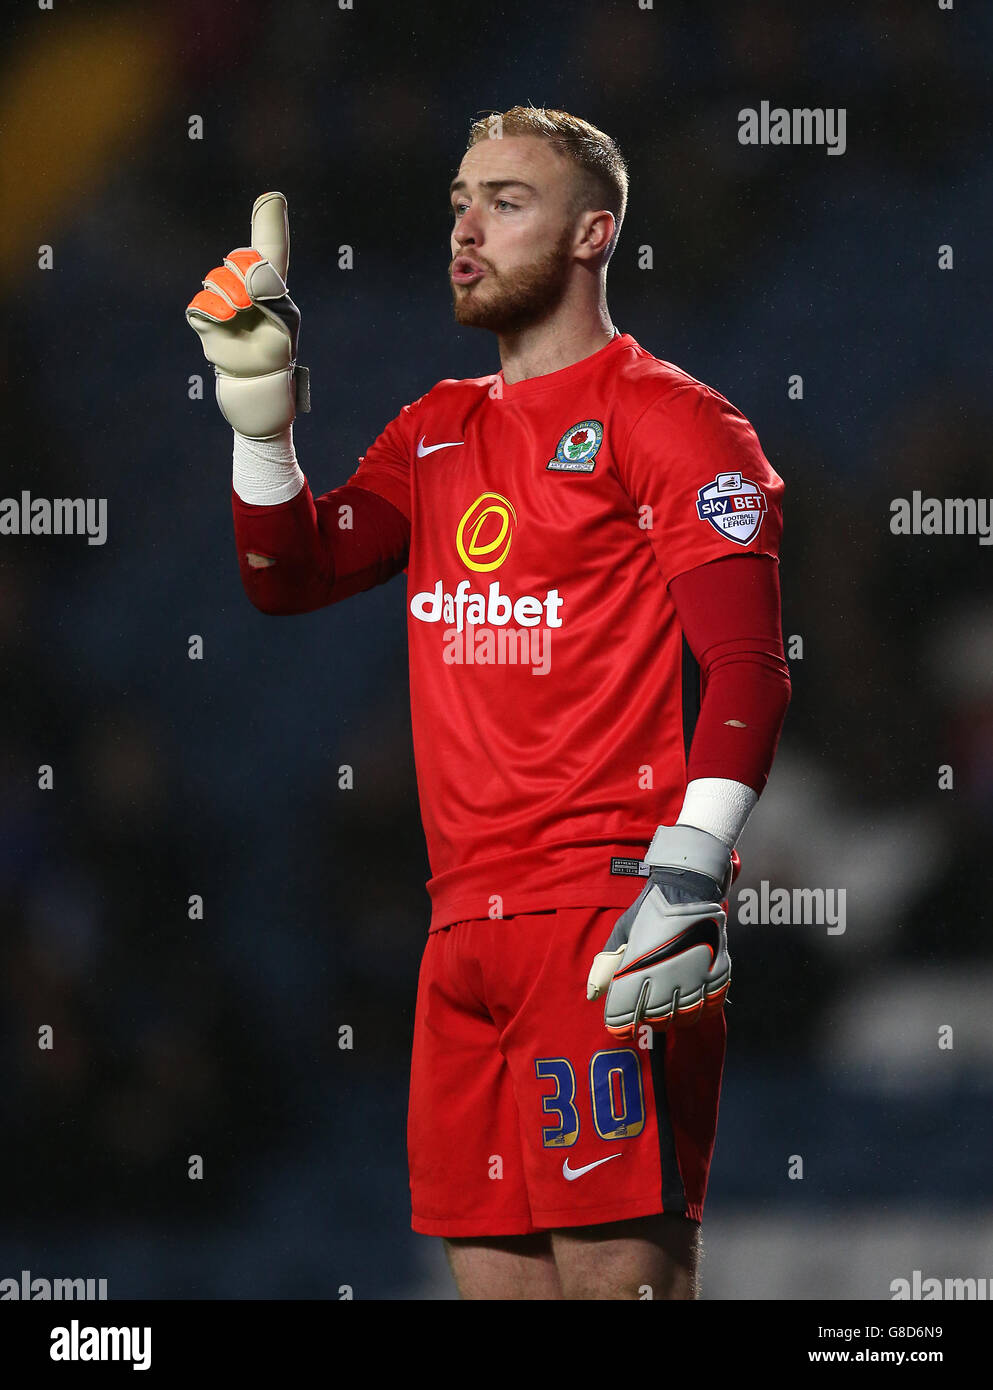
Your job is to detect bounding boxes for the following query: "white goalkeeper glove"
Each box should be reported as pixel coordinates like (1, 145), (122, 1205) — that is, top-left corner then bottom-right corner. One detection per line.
(587, 824), (740, 1039)
(186, 190), (310, 439)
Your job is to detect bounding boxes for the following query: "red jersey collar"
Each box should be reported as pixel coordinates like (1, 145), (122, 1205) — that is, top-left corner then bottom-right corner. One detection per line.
(495, 329), (632, 401)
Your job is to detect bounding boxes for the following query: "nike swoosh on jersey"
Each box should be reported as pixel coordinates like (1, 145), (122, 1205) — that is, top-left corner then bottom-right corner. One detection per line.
(416, 437), (464, 457)
(562, 1153), (622, 1181)
(614, 916), (721, 979)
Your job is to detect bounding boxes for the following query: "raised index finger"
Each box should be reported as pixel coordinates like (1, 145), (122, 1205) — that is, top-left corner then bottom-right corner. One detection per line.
(250, 191), (289, 282)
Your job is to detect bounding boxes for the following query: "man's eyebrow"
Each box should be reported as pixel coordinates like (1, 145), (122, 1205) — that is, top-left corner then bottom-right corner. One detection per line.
(449, 178), (538, 196)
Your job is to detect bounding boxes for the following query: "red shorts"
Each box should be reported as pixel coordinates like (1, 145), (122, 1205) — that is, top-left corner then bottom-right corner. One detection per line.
(407, 906), (727, 1238)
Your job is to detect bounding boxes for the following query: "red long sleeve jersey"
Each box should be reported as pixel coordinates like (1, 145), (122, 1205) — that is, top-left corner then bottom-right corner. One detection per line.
(236, 331), (786, 931)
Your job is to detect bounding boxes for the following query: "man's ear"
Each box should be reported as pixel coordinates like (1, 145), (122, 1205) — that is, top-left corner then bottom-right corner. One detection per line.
(574, 209), (616, 263)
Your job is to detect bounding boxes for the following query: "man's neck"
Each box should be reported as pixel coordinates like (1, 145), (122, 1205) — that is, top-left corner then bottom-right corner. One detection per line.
(498, 304), (616, 385)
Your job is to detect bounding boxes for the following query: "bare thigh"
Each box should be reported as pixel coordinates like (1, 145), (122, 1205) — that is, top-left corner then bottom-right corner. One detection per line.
(443, 1214), (699, 1300)
(443, 1232), (563, 1300)
(552, 1213), (701, 1299)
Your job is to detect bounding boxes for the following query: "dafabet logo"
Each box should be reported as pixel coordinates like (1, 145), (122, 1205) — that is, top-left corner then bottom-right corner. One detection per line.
(456, 492), (516, 571)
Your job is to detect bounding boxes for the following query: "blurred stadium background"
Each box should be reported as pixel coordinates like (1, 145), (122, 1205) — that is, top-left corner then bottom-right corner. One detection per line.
(2, 0), (992, 1299)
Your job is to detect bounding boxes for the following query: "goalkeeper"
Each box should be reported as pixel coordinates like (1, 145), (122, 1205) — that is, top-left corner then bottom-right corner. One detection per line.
(187, 109), (790, 1303)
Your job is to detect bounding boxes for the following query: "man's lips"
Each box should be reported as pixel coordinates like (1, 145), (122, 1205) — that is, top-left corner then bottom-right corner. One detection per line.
(451, 257), (486, 285)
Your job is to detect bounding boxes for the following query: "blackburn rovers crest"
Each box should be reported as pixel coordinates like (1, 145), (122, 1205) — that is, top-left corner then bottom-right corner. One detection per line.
(547, 420), (604, 473)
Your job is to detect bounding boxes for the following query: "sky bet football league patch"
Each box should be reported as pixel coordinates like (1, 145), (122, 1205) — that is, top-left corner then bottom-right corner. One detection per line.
(696, 471), (768, 544)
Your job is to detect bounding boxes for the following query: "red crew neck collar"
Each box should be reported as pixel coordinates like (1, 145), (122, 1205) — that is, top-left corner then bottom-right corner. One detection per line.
(495, 330), (631, 400)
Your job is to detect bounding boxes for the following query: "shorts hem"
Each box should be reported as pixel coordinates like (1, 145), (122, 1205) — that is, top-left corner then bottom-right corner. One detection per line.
(411, 1211), (538, 1238)
(531, 1194), (703, 1230)
(411, 1195), (703, 1239)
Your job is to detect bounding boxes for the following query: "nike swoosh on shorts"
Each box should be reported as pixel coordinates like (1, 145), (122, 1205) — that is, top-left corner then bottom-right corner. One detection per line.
(562, 1153), (622, 1181)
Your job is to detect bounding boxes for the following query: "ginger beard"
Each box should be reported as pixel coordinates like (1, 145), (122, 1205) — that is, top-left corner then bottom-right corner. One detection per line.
(451, 223), (577, 334)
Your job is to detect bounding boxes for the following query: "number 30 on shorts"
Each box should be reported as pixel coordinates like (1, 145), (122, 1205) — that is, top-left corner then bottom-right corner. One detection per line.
(534, 1050), (646, 1146)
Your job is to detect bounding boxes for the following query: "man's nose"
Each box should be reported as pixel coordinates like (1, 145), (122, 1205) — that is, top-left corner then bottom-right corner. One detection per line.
(454, 207), (482, 245)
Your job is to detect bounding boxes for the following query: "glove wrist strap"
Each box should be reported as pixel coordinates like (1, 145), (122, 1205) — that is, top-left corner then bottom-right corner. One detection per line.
(644, 823), (733, 894)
